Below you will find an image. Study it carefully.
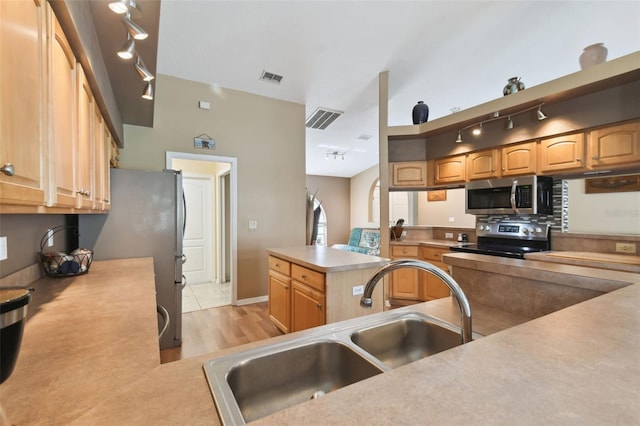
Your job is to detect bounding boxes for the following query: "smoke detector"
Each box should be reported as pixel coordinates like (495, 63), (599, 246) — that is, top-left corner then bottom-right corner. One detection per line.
(305, 107), (343, 130)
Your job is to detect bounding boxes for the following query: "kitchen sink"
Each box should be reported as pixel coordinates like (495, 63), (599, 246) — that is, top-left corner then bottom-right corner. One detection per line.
(204, 339), (384, 424)
(204, 310), (474, 424)
(350, 317), (462, 369)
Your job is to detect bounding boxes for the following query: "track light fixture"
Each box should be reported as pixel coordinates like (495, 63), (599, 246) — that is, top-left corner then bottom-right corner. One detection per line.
(453, 103), (549, 144)
(123, 12), (148, 40)
(134, 56), (154, 81)
(537, 106), (547, 120)
(142, 81), (154, 100)
(109, 0), (139, 14)
(325, 151), (345, 160)
(506, 116), (514, 130)
(117, 34), (135, 59)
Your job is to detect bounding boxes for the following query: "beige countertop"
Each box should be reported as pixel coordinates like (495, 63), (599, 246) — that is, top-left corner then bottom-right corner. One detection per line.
(526, 250), (640, 273)
(391, 238), (466, 248)
(3, 256), (639, 425)
(267, 245), (389, 272)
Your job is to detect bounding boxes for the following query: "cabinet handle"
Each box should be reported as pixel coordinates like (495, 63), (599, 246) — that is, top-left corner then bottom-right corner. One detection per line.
(316, 303), (322, 309)
(301, 274), (307, 279)
(284, 285), (288, 290)
(576, 158), (581, 162)
(592, 155), (599, 160)
(0, 163), (15, 176)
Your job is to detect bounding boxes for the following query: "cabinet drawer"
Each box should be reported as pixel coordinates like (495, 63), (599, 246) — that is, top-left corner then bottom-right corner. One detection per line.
(391, 245), (419, 257)
(421, 246), (448, 263)
(291, 264), (325, 292)
(268, 256), (291, 276)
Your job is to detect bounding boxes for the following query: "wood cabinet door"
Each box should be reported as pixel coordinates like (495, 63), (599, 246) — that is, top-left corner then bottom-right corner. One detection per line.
(92, 104), (105, 210)
(467, 149), (500, 180)
(390, 267), (420, 299)
(391, 161), (427, 187)
(501, 142), (537, 176)
(101, 126), (112, 210)
(539, 133), (585, 173)
(50, 9), (77, 208)
(268, 270), (290, 333)
(291, 281), (325, 332)
(76, 67), (94, 208)
(0, 0), (48, 207)
(434, 155), (465, 184)
(588, 121), (640, 168)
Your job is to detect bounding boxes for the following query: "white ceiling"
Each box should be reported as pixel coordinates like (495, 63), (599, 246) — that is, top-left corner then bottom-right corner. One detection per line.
(156, 1), (640, 178)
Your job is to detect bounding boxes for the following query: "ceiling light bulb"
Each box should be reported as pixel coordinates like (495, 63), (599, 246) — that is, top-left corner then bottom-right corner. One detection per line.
(472, 123), (482, 136)
(455, 132), (462, 143)
(123, 12), (148, 40)
(134, 57), (154, 81)
(537, 106), (547, 120)
(142, 82), (153, 100)
(117, 35), (135, 59)
(109, 0), (129, 14)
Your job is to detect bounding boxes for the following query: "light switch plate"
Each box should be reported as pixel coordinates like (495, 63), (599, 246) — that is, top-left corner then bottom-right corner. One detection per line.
(0, 236), (7, 261)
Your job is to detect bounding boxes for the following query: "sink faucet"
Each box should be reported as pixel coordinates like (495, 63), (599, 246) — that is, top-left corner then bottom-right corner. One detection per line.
(360, 259), (473, 343)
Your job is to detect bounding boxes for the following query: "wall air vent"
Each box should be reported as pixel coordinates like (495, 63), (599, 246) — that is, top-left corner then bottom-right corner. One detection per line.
(305, 107), (343, 130)
(259, 70), (283, 84)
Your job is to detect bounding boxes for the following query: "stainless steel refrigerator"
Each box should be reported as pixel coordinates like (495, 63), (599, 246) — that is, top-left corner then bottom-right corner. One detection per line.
(78, 168), (185, 350)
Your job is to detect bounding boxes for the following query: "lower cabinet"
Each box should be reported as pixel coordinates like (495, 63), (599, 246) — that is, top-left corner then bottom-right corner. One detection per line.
(268, 270), (291, 333)
(389, 244), (451, 303)
(291, 281), (325, 332)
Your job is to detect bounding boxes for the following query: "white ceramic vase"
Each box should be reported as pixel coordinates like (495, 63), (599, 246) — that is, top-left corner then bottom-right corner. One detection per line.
(579, 43), (608, 70)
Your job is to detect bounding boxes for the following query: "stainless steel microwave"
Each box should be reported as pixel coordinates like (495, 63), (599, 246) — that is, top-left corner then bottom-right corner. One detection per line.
(465, 176), (554, 215)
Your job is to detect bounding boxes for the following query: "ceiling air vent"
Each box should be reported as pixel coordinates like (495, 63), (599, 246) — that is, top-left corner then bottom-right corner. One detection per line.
(305, 107), (343, 130)
(259, 70), (283, 84)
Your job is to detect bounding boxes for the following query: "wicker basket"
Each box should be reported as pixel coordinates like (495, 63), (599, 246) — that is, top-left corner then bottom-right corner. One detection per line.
(38, 226), (93, 278)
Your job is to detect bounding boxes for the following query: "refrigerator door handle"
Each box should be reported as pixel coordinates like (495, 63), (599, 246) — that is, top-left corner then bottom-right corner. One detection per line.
(182, 192), (187, 234)
(181, 254), (187, 264)
(180, 275), (187, 289)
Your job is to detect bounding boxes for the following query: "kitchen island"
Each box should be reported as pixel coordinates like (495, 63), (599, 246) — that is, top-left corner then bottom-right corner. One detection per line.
(1, 256), (638, 425)
(266, 246), (389, 332)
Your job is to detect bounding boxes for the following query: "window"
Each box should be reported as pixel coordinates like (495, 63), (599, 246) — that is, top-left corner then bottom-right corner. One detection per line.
(314, 199), (327, 246)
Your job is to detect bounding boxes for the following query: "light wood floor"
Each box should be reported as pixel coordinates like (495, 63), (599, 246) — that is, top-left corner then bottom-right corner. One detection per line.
(160, 302), (283, 363)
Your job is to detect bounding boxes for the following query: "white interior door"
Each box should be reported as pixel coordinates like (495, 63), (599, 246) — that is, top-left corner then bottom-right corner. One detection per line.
(183, 173), (213, 284)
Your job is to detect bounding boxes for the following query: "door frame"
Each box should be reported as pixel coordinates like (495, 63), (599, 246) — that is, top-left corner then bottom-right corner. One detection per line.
(166, 151), (238, 305)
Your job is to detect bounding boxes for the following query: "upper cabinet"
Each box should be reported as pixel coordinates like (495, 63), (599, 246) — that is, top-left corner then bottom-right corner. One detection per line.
(501, 141), (537, 177)
(0, 2), (111, 214)
(390, 161), (427, 188)
(434, 155), (466, 184)
(588, 121), (640, 169)
(538, 133), (585, 174)
(467, 149), (500, 180)
(0, 0), (48, 207)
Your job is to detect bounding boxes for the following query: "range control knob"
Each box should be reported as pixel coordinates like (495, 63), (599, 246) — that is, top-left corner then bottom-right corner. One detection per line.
(522, 228), (529, 234)
(535, 227), (543, 234)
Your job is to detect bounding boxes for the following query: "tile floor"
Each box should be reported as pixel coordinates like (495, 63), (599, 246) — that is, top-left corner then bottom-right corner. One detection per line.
(182, 281), (231, 313)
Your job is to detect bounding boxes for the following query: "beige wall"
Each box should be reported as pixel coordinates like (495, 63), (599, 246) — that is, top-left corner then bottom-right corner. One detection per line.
(350, 165), (379, 228)
(306, 175), (351, 246)
(119, 74), (306, 300)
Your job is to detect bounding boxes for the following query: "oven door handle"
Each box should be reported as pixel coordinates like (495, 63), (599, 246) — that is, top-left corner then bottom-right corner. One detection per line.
(510, 179), (518, 212)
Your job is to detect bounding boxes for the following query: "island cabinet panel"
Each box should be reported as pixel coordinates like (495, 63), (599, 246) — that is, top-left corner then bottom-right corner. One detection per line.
(291, 281), (325, 332)
(291, 264), (325, 293)
(420, 246), (451, 301)
(501, 141), (537, 176)
(538, 133), (586, 174)
(390, 161), (427, 188)
(268, 270), (291, 333)
(0, 0), (48, 207)
(467, 149), (500, 180)
(587, 121), (640, 168)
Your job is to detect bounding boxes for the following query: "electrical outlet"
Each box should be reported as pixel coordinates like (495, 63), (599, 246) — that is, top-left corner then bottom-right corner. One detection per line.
(448, 217), (455, 222)
(615, 243), (636, 254)
(248, 220), (258, 230)
(445, 232), (454, 239)
(0, 236), (7, 261)
(47, 228), (54, 247)
(352, 285), (364, 296)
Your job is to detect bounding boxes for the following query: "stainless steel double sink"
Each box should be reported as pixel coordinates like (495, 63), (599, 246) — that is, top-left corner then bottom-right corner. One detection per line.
(204, 309), (478, 424)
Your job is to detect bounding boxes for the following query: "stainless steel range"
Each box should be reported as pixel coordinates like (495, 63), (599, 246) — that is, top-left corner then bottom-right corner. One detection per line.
(450, 220), (551, 259)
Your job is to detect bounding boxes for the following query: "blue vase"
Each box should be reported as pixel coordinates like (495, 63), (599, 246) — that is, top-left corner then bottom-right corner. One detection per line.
(412, 101), (429, 124)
